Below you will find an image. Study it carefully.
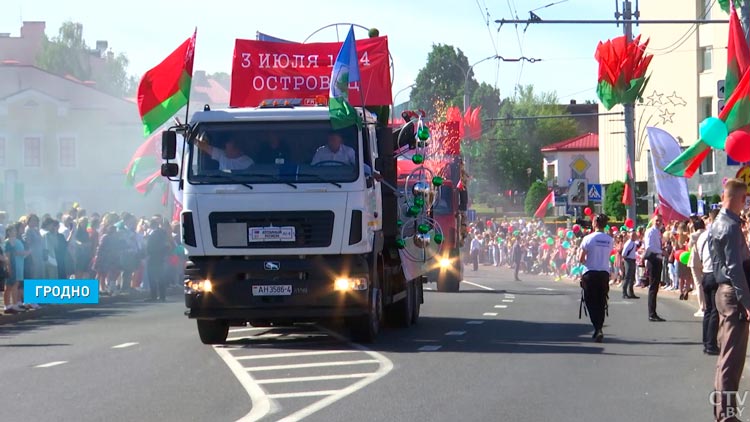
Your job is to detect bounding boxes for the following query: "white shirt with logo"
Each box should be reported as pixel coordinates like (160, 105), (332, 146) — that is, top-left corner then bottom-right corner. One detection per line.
(581, 231), (614, 273)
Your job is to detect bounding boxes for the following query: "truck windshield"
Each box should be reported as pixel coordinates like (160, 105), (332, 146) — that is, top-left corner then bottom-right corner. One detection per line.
(188, 121), (360, 185)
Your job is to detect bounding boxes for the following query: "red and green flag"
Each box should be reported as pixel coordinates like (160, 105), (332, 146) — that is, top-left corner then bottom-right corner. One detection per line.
(663, 140), (711, 177)
(124, 132), (161, 185)
(534, 191), (555, 219)
(137, 29), (196, 136)
(726, 4), (750, 99)
(622, 156), (634, 206)
(719, 63), (750, 133)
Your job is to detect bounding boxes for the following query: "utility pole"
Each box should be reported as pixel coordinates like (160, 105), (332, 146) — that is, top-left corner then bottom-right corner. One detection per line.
(620, 0), (638, 222)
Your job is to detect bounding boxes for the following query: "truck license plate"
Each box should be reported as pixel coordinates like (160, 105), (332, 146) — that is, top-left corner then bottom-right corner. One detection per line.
(248, 226), (295, 242)
(252, 285), (293, 296)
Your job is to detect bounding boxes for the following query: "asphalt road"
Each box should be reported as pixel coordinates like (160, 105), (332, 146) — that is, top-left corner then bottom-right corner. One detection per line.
(0, 266), (726, 422)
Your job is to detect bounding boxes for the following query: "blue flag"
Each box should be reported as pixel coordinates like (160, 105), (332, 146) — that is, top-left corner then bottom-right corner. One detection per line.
(329, 26), (361, 129)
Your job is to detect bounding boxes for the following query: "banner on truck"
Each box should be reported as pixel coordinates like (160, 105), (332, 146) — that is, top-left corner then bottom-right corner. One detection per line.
(231, 37), (392, 107)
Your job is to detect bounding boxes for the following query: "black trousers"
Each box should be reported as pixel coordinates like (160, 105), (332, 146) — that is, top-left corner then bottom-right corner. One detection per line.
(147, 258), (167, 300)
(702, 273), (719, 351)
(622, 258), (636, 297)
(645, 253), (662, 318)
(582, 271), (609, 331)
(514, 260), (521, 280)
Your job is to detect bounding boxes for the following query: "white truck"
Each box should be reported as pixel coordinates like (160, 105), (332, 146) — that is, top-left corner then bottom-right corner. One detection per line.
(161, 98), (431, 343)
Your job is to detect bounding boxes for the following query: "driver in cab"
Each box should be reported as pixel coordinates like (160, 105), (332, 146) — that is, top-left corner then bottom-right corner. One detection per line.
(311, 132), (355, 166)
(195, 133), (254, 171)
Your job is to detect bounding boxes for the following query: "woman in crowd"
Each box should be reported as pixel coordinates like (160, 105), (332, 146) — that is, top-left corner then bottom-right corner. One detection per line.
(70, 217), (92, 280)
(3, 225), (26, 314)
(93, 223), (120, 295)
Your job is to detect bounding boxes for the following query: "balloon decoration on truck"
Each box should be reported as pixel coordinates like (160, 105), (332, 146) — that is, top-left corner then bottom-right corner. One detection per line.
(396, 114), (446, 264)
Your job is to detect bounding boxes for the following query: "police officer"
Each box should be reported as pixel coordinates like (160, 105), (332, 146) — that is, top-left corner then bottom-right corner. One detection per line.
(578, 213), (614, 342)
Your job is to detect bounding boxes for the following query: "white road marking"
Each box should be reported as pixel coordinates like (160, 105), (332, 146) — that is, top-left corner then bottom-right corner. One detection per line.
(277, 327), (393, 422)
(34, 361), (67, 368)
(466, 321), (484, 325)
(483, 312), (498, 316)
(502, 299), (514, 303)
(246, 359), (379, 372)
(494, 305), (508, 309)
(418, 345), (442, 351)
(268, 390), (340, 399)
(504, 295), (516, 298)
(226, 332), (284, 342)
(424, 287), (434, 291)
(234, 350), (357, 361)
(111, 342), (138, 349)
(461, 280), (494, 291)
(445, 331), (466, 336)
(256, 373), (372, 384)
(212, 346), (272, 422)
(536, 287), (555, 291)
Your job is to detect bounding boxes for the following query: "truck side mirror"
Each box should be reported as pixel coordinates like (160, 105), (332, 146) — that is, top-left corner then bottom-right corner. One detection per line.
(458, 189), (469, 211)
(161, 163), (178, 178)
(162, 131), (177, 160)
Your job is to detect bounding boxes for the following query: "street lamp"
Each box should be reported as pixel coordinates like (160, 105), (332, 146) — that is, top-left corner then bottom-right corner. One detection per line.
(462, 55), (501, 113)
(391, 83), (416, 124)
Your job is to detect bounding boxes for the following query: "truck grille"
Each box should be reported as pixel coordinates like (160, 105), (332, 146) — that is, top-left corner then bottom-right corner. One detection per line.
(209, 211), (334, 248)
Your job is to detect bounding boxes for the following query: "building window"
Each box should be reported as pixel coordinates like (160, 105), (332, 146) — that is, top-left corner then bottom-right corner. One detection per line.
(700, 97), (712, 120)
(546, 164), (555, 181)
(59, 137), (76, 167)
(700, 47), (712, 72)
(0, 137), (5, 167)
(23, 137), (41, 167)
(700, 149), (715, 174)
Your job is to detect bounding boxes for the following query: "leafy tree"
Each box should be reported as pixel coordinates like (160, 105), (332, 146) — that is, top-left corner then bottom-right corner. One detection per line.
(524, 181), (550, 217)
(604, 181), (626, 220)
(37, 21), (133, 97)
(208, 72), (231, 90)
(709, 193), (722, 206)
(410, 44), (478, 116)
(471, 82), (501, 122)
(475, 85), (578, 193)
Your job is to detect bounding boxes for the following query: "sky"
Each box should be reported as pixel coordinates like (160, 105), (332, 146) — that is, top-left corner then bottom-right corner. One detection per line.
(1, 0), (642, 104)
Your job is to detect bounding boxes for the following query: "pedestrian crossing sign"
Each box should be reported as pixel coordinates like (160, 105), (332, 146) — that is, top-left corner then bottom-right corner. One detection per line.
(587, 184), (603, 202)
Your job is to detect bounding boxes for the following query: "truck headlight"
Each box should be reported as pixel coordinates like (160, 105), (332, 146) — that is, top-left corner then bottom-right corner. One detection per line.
(439, 258), (452, 268)
(186, 279), (212, 293)
(334, 277), (368, 291)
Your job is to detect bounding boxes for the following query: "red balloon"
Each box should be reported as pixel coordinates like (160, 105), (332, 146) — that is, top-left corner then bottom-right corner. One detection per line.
(584, 207), (593, 216)
(726, 128), (750, 163)
(612, 226), (619, 232)
(572, 224), (581, 233)
(625, 218), (634, 229)
(674, 250), (683, 260)
(561, 263), (568, 271)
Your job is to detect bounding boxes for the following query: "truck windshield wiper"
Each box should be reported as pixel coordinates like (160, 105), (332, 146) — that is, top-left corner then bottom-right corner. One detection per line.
(198, 174), (253, 190)
(295, 173), (342, 188)
(249, 174), (298, 189)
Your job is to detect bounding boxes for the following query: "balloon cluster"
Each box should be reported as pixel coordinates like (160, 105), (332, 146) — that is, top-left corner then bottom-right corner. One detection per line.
(397, 116), (445, 262)
(700, 117), (750, 163)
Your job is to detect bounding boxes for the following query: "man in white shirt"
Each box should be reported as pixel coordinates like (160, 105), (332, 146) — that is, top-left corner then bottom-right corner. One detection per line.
(696, 209), (719, 355)
(578, 213), (614, 342)
(621, 229), (639, 299)
(644, 215), (666, 322)
(311, 132), (356, 166)
(196, 135), (254, 171)
(469, 234), (482, 271)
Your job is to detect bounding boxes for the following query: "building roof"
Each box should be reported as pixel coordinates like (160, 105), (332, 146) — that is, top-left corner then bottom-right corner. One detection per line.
(541, 132), (599, 152)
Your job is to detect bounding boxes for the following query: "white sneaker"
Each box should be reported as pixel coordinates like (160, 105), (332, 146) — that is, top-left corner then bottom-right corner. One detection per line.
(694, 310), (704, 317)
(11, 304), (26, 312)
(28, 304), (40, 310)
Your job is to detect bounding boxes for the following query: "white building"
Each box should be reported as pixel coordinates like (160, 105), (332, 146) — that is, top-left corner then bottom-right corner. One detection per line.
(542, 132), (599, 187)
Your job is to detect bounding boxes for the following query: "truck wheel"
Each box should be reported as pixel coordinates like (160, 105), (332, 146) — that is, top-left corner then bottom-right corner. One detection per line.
(197, 319), (229, 345)
(389, 280), (414, 328)
(410, 280), (421, 325)
(436, 271), (461, 292)
(350, 288), (382, 343)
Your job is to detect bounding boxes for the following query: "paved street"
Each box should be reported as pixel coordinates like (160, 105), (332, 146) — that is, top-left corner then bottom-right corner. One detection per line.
(0, 267), (724, 422)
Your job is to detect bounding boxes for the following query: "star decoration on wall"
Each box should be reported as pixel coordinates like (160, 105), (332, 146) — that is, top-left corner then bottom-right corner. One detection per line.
(659, 108), (675, 124)
(645, 90), (663, 106)
(666, 91), (687, 107)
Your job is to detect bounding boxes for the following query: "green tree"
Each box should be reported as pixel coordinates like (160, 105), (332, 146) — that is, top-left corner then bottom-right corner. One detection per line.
(471, 82), (501, 122)
(604, 181), (626, 220)
(37, 21), (133, 97)
(524, 181), (550, 217)
(475, 85), (578, 193)
(410, 44), (478, 115)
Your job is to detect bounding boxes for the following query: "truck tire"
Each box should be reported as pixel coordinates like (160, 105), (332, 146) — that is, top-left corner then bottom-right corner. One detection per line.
(350, 288), (382, 343)
(197, 319), (229, 345)
(436, 271), (461, 292)
(410, 280), (421, 325)
(388, 280), (414, 328)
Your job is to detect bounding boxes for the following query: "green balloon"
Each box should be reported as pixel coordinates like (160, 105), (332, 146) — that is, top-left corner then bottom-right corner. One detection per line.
(620, 225), (627, 232)
(432, 176), (444, 186)
(679, 251), (691, 265)
(397, 219), (403, 227)
(414, 196), (425, 207)
(417, 126), (430, 141)
(610, 255), (615, 263)
(605, 225), (610, 231)
(513, 230), (519, 236)
(412, 154), (424, 164)
(546, 237), (554, 245)
(434, 233), (444, 244)
(396, 239), (406, 249)
(417, 223), (431, 234)
(407, 206), (421, 217)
